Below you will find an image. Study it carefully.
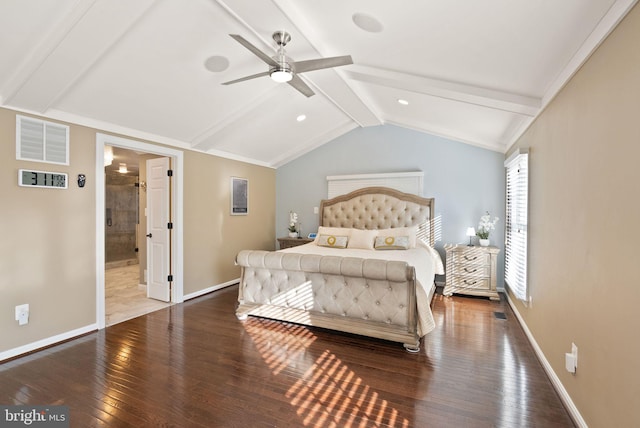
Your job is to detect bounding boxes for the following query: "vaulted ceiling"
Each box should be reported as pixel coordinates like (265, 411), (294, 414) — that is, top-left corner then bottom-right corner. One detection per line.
(1, 0), (636, 167)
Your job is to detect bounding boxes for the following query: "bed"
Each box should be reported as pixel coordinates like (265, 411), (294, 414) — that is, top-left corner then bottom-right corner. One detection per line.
(235, 186), (443, 352)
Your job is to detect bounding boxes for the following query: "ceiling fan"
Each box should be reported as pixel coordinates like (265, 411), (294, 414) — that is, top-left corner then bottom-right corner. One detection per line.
(222, 30), (353, 97)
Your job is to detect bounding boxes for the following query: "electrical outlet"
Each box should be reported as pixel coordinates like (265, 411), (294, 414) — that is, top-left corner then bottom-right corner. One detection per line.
(15, 304), (29, 326)
(565, 342), (578, 374)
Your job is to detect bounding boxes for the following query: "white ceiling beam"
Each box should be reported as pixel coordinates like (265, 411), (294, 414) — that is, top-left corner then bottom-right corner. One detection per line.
(4, 0), (158, 113)
(505, 0), (638, 150)
(1, 0), (99, 107)
(189, 87), (279, 151)
(270, 121), (358, 168)
(245, 0), (382, 127)
(541, 0), (639, 107)
(345, 65), (541, 117)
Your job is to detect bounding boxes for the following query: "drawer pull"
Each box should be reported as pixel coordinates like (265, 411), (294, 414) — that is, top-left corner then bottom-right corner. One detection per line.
(463, 279), (477, 285)
(464, 256), (478, 261)
(463, 268), (477, 273)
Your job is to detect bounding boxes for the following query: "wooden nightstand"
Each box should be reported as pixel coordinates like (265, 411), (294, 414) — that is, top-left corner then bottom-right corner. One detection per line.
(443, 244), (500, 300)
(277, 237), (313, 250)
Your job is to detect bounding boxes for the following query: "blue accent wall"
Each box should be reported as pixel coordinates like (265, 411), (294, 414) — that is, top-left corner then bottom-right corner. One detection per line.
(276, 124), (505, 287)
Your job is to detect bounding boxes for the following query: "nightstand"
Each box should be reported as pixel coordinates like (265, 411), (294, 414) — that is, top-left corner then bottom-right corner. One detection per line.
(277, 237), (313, 249)
(443, 244), (500, 301)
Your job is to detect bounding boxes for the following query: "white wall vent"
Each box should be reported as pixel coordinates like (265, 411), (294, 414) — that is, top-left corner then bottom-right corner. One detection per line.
(16, 115), (69, 165)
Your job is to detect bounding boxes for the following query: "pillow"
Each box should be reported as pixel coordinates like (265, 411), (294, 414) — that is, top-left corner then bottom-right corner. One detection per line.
(375, 225), (418, 248)
(314, 226), (352, 244)
(347, 229), (377, 250)
(317, 234), (349, 248)
(374, 235), (410, 250)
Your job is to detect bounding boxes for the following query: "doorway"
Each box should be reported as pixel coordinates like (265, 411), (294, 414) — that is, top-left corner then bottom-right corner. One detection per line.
(96, 133), (184, 329)
(104, 147), (170, 325)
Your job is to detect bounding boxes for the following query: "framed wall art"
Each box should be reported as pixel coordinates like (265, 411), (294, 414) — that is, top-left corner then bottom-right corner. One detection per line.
(230, 177), (248, 215)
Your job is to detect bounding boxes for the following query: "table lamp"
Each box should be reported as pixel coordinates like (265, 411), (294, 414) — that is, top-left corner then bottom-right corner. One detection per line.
(466, 227), (476, 246)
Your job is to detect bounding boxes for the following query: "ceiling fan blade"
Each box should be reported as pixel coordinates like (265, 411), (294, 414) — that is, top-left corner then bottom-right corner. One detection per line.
(288, 74), (315, 97)
(229, 34), (278, 67)
(222, 71), (270, 85)
(293, 55), (353, 73)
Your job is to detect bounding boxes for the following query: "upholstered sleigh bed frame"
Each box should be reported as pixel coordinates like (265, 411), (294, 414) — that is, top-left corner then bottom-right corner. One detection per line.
(235, 187), (435, 351)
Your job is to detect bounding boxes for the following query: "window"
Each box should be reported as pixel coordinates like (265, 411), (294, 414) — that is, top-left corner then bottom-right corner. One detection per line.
(504, 149), (529, 301)
(16, 115), (69, 165)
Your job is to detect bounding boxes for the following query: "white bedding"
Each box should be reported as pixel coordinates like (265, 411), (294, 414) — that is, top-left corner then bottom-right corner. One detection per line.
(281, 241), (444, 336)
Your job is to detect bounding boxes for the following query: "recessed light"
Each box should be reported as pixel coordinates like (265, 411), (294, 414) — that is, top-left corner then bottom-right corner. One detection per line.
(296, 114), (306, 122)
(204, 56), (230, 72)
(397, 99), (409, 105)
(352, 13), (384, 33)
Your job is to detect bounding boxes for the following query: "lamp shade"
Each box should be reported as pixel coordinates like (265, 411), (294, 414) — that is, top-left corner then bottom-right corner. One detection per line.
(466, 227), (476, 237)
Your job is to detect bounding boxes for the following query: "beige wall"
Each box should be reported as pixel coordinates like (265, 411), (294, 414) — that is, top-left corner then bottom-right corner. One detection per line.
(1, 110), (97, 351)
(0, 107), (275, 354)
(182, 150), (276, 294)
(505, 4), (640, 427)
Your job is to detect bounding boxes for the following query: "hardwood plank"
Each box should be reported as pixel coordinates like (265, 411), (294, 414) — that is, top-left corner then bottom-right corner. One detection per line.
(0, 286), (575, 427)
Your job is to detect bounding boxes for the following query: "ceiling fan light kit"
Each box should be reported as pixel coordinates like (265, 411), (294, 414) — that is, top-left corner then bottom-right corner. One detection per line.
(223, 30), (353, 97)
(270, 68), (293, 83)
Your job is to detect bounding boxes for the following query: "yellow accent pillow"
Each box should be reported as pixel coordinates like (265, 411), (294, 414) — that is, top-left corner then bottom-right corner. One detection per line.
(314, 226), (352, 244)
(374, 235), (410, 250)
(317, 234), (348, 248)
(375, 226), (418, 248)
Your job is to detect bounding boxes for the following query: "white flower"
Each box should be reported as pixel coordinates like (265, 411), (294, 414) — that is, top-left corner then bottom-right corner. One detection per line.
(288, 211), (298, 232)
(477, 211), (499, 239)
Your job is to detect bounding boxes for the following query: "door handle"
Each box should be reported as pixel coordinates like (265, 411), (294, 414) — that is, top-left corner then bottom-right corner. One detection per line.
(146, 233), (152, 238)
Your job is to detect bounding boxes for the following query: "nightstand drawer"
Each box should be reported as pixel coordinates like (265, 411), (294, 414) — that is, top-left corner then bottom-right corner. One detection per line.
(453, 264), (490, 277)
(450, 276), (490, 290)
(449, 251), (491, 266)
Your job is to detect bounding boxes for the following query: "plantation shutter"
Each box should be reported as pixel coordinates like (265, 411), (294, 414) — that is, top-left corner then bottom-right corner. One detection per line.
(504, 149), (529, 301)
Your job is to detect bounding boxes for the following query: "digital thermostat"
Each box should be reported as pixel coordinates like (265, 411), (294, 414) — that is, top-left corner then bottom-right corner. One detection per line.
(18, 169), (68, 189)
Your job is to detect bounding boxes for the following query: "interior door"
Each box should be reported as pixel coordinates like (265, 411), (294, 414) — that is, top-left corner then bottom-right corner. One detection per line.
(146, 157), (171, 302)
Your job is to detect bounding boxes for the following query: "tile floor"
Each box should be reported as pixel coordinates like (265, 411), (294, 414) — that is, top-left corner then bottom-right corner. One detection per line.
(105, 263), (171, 326)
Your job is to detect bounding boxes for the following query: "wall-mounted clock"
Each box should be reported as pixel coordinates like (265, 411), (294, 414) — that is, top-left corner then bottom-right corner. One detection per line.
(18, 169), (68, 189)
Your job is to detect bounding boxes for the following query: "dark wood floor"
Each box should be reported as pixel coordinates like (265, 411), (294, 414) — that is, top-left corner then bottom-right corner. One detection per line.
(1, 286), (574, 427)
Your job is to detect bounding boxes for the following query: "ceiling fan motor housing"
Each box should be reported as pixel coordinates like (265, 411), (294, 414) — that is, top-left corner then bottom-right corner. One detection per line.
(270, 43), (294, 82)
(272, 30), (291, 47)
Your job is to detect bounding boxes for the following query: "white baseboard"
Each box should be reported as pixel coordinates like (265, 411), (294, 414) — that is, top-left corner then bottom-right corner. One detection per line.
(183, 278), (239, 301)
(2, 280), (239, 362)
(0, 324), (97, 362)
(505, 293), (587, 428)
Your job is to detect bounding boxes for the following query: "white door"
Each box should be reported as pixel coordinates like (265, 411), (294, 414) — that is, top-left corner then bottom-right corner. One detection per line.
(146, 157), (171, 302)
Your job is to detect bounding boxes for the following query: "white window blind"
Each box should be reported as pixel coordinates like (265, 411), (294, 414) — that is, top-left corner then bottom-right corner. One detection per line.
(504, 149), (529, 301)
(16, 115), (69, 165)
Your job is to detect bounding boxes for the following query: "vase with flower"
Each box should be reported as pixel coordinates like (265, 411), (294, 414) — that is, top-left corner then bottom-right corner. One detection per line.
(288, 211), (299, 238)
(476, 211), (499, 246)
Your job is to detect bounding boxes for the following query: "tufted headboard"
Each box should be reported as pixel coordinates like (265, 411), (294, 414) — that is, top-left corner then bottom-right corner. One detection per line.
(319, 186), (434, 247)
